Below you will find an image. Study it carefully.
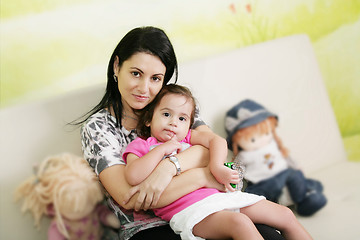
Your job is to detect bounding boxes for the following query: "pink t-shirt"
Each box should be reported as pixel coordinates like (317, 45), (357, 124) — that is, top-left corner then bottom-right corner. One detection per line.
(123, 130), (192, 163)
(123, 130), (219, 221)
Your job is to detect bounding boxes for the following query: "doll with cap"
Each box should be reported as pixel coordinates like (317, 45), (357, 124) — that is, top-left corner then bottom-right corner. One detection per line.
(15, 153), (120, 240)
(225, 99), (327, 216)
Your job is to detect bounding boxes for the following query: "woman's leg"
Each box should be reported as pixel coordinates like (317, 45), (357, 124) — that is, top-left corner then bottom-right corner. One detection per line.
(241, 200), (313, 240)
(193, 210), (264, 240)
(130, 225), (181, 240)
(255, 224), (285, 240)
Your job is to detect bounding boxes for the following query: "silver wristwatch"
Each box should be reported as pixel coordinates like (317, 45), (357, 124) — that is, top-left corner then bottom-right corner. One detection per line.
(169, 156), (181, 176)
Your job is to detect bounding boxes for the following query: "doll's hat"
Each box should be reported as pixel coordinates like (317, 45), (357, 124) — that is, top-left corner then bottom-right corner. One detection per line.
(225, 99), (278, 150)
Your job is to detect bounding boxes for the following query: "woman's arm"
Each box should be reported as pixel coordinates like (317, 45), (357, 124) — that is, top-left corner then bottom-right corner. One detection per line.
(102, 145), (219, 211)
(190, 130), (240, 191)
(190, 130), (228, 169)
(154, 165), (225, 208)
(100, 161), (177, 211)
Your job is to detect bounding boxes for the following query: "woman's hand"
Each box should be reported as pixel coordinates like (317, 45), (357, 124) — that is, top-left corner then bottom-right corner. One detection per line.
(123, 159), (176, 211)
(202, 166), (227, 192)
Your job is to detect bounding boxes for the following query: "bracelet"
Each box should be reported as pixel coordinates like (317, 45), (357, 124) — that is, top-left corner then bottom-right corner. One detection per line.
(169, 156), (181, 176)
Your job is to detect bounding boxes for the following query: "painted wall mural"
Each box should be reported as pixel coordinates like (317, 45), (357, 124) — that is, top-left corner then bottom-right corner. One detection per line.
(1, 0), (359, 160)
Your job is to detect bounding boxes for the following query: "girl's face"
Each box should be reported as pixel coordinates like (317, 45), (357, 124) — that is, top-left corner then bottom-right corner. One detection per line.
(114, 52), (166, 112)
(148, 93), (193, 142)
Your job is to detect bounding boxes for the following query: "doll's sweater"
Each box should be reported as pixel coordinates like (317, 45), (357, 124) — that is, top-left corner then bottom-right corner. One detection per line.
(47, 204), (110, 240)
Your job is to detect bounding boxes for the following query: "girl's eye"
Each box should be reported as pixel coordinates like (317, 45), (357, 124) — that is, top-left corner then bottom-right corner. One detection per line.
(163, 112), (170, 117)
(179, 117), (187, 122)
(251, 138), (255, 143)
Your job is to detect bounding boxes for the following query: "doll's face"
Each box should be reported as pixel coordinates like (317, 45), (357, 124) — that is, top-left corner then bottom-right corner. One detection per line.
(235, 130), (273, 151)
(58, 194), (96, 220)
(60, 204), (94, 220)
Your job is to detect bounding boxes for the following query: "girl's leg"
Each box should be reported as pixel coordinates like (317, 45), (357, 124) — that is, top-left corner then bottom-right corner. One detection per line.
(193, 210), (264, 240)
(241, 200), (312, 240)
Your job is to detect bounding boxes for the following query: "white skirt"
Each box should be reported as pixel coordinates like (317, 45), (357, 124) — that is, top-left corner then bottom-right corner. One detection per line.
(169, 191), (265, 240)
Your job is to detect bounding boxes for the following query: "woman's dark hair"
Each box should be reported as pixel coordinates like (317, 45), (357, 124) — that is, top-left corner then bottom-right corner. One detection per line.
(73, 26), (178, 127)
(137, 84), (196, 139)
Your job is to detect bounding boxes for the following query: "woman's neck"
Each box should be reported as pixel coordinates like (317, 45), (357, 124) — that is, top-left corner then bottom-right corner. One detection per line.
(107, 106), (138, 130)
(121, 107), (139, 130)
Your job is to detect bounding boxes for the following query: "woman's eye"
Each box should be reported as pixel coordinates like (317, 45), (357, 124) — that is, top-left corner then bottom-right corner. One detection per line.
(132, 72), (140, 77)
(152, 76), (161, 81)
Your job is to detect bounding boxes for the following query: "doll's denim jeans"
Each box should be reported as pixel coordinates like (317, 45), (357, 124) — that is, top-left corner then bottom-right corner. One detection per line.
(245, 168), (308, 203)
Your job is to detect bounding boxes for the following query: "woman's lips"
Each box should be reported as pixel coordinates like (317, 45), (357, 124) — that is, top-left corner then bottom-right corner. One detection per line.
(133, 94), (149, 102)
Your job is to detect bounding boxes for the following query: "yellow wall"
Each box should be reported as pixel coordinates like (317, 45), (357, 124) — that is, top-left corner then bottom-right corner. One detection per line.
(1, 0), (359, 160)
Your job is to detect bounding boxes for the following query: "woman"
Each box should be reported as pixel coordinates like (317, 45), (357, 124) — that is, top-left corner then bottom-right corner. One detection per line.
(78, 26), (284, 240)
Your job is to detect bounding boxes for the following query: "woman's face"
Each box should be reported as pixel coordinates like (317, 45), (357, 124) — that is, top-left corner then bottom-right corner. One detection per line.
(114, 52), (166, 112)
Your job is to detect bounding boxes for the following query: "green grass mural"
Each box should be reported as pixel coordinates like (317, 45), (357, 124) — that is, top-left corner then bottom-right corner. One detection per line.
(171, 0), (360, 161)
(1, 0), (359, 160)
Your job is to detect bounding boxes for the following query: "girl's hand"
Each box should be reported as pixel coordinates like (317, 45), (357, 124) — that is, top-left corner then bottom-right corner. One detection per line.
(211, 166), (240, 192)
(122, 159), (175, 211)
(160, 138), (182, 156)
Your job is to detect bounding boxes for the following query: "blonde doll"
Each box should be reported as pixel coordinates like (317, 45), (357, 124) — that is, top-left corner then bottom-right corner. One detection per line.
(225, 99), (327, 216)
(15, 153), (120, 239)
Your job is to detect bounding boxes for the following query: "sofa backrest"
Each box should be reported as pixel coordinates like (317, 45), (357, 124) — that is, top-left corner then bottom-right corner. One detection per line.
(178, 34), (347, 172)
(0, 34), (347, 240)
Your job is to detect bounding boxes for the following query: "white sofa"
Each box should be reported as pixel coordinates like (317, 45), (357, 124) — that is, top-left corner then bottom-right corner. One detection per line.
(1, 34), (359, 240)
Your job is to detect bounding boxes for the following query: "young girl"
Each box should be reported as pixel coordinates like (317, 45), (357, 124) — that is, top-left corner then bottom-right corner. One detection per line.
(123, 84), (312, 240)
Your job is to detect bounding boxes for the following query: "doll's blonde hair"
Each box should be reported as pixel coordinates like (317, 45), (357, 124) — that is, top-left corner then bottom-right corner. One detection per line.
(232, 116), (289, 158)
(15, 153), (103, 238)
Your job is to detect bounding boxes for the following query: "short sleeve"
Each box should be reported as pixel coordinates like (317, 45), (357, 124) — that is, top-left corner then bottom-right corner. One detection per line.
(122, 137), (150, 163)
(192, 105), (206, 129)
(81, 110), (130, 175)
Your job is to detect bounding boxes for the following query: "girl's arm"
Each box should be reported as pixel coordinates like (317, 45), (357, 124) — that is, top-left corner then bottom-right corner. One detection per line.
(125, 139), (181, 185)
(125, 153), (159, 185)
(190, 130), (239, 191)
(102, 145), (221, 211)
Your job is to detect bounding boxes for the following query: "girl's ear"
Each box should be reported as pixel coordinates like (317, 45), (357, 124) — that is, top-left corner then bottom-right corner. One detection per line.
(145, 121), (151, 127)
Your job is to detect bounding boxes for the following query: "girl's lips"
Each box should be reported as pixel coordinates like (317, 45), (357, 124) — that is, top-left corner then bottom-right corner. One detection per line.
(165, 130), (175, 138)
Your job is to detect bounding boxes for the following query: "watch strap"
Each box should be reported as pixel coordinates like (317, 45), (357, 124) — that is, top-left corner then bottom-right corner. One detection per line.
(169, 156), (181, 176)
